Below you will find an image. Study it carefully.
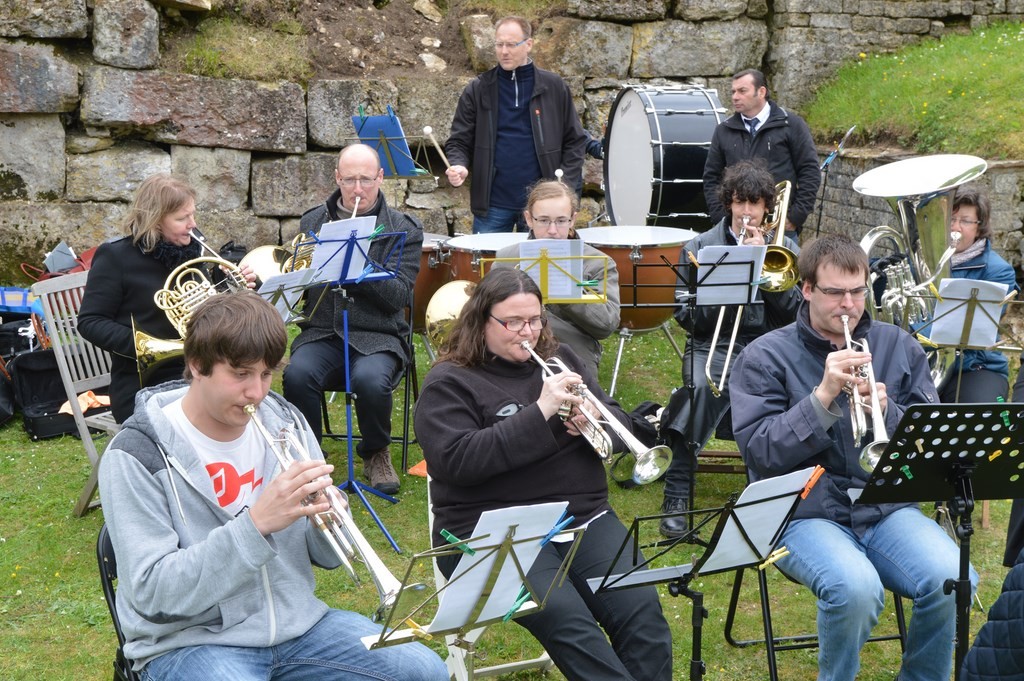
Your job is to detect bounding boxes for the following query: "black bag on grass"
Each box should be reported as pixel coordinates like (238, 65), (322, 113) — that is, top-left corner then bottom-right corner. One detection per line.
(6, 348), (108, 440)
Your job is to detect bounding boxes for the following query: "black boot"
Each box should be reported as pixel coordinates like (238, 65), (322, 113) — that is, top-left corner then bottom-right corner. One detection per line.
(659, 496), (690, 538)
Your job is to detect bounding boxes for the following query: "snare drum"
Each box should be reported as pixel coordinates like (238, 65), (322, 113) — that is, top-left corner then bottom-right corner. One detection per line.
(412, 233), (451, 332)
(447, 233), (530, 282)
(578, 226), (696, 330)
(603, 86), (724, 230)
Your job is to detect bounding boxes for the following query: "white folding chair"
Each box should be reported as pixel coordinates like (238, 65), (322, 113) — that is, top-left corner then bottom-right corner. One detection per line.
(31, 271), (121, 517)
(425, 476), (555, 680)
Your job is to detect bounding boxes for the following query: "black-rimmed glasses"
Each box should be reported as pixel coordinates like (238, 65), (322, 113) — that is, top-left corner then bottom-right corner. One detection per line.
(489, 315), (547, 332)
(813, 284), (870, 300)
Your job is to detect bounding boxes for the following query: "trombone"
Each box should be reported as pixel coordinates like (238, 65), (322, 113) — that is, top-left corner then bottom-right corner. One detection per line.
(520, 341), (672, 485)
(705, 181), (797, 397)
(243, 404), (410, 621)
(839, 315), (889, 473)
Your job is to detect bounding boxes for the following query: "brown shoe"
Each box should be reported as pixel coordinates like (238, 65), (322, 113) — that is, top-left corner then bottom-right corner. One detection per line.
(364, 448), (399, 495)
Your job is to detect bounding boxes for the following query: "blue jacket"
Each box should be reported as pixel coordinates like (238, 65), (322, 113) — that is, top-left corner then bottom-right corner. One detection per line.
(951, 240), (1018, 377)
(729, 306), (939, 535)
(962, 549), (1024, 680)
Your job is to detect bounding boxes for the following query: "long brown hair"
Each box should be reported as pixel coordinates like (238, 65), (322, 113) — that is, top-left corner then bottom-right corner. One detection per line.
(439, 268), (558, 367)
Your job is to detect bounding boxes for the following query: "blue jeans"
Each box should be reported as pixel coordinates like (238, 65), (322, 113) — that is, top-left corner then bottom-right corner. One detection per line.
(777, 507), (975, 681)
(472, 206), (523, 234)
(140, 609), (448, 681)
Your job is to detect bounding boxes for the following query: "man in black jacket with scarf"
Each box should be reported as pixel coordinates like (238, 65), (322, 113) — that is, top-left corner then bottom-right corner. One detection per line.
(703, 69), (820, 238)
(444, 16), (588, 233)
(283, 144), (422, 495)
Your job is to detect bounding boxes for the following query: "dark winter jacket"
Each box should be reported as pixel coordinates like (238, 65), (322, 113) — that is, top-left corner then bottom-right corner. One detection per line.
(703, 102), (820, 231)
(962, 549), (1024, 680)
(445, 63), (588, 217)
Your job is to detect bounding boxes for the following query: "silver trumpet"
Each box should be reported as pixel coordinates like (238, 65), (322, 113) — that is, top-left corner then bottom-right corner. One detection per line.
(839, 316), (889, 473)
(520, 341), (672, 485)
(244, 404), (408, 621)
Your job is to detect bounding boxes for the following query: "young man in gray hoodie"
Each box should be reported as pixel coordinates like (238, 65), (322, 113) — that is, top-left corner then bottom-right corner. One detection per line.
(98, 291), (447, 681)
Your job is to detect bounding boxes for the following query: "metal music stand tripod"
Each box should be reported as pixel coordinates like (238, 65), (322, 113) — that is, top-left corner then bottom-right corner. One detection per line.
(305, 218), (408, 552)
(588, 466), (821, 681)
(858, 403), (1024, 681)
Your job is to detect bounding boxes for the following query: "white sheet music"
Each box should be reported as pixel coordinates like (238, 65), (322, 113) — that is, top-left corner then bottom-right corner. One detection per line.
(431, 501), (568, 632)
(518, 239), (584, 300)
(696, 245), (767, 306)
(929, 277), (1009, 348)
(257, 268), (316, 322)
(309, 215), (377, 284)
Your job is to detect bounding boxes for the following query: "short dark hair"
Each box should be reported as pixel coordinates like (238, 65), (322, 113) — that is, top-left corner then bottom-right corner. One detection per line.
(439, 268), (557, 367)
(797, 233), (869, 287)
(953, 184), (992, 240)
(183, 291), (288, 379)
(719, 159), (776, 222)
(732, 68), (768, 96)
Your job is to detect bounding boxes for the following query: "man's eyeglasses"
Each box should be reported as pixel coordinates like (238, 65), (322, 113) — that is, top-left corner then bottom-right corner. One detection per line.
(813, 284), (870, 300)
(490, 315), (547, 332)
(339, 176), (378, 188)
(530, 215), (574, 228)
(494, 38), (529, 50)
(951, 216), (980, 226)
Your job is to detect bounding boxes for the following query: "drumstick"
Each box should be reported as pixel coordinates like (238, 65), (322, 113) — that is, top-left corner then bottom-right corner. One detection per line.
(423, 126), (452, 169)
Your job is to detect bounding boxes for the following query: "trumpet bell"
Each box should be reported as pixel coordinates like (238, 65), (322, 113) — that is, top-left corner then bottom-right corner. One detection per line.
(610, 444), (673, 485)
(859, 439), (889, 473)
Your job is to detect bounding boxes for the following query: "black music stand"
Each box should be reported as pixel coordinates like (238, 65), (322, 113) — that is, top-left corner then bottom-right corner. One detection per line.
(306, 219), (408, 552)
(588, 466), (821, 681)
(815, 125), (855, 237)
(670, 246), (763, 512)
(858, 402), (1024, 681)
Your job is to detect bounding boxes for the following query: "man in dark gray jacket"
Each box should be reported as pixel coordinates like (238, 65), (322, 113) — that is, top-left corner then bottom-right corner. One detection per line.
(283, 144), (422, 495)
(444, 16), (588, 234)
(98, 292), (447, 680)
(703, 69), (820, 237)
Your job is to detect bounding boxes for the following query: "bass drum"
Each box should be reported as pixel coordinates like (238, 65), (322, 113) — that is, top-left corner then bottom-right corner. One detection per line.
(603, 85), (724, 231)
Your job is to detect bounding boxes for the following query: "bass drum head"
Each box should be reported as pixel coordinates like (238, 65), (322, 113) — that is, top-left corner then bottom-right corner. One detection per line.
(604, 85), (723, 231)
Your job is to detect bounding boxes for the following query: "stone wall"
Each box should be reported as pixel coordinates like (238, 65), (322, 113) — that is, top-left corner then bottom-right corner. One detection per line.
(2, 0), (1024, 286)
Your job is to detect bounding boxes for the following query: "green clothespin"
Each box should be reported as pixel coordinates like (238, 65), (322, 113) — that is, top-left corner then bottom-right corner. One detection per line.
(439, 528), (475, 556)
(503, 585), (531, 622)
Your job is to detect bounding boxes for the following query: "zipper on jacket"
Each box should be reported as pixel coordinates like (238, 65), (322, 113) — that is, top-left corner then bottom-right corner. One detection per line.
(512, 69), (519, 107)
(261, 565), (277, 645)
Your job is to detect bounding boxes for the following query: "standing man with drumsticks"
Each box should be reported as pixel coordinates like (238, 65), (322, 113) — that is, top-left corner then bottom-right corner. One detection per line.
(729, 234), (970, 681)
(98, 291), (448, 681)
(444, 16), (588, 234)
(703, 69), (820, 239)
(283, 143), (422, 496)
(658, 160), (801, 537)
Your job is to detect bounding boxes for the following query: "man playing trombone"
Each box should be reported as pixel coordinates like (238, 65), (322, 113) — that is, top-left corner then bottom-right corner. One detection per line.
(98, 291), (448, 681)
(658, 160), (801, 537)
(729, 234), (971, 681)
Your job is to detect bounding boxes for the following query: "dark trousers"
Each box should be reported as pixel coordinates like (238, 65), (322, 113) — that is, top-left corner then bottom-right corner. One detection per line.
(660, 342), (732, 500)
(939, 366), (1007, 404)
(439, 511), (672, 681)
(1006, 362), (1024, 566)
(283, 339), (401, 457)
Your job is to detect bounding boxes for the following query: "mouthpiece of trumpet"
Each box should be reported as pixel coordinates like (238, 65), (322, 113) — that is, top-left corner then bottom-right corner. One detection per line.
(423, 125), (433, 135)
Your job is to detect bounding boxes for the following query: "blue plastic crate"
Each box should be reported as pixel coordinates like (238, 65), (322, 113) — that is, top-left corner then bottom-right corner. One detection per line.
(0, 287), (33, 315)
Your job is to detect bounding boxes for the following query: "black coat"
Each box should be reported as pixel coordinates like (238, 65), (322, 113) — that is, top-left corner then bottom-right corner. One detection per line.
(702, 101), (821, 231)
(78, 237), (185, 422)
(962, 550), (1024, 680)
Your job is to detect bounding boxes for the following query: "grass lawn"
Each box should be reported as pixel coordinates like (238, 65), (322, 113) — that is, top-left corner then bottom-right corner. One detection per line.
(0, 324), (1014, 680)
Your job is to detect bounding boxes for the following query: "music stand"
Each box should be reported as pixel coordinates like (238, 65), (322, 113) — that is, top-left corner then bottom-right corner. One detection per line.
(305, 217), (408, 552)
(858, 403), (1024, 681)
(360, 502), (581, 680)
(485, 239), (610, 304)
(670, 245), (764, 514)
(352, 105), (428, 179)
(815, 125), (855, 236)
(588, 466), (822, 681)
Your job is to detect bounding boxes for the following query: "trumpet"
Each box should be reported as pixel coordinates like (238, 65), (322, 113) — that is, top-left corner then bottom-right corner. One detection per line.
(243, 404), (408, 621)
(840, 315), (889, 473)
(520, 341), (672, 485)
(706, 181), (798, 396)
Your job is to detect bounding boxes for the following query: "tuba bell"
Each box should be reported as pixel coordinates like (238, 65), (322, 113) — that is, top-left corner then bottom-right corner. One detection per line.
(853, 154), (987, 389)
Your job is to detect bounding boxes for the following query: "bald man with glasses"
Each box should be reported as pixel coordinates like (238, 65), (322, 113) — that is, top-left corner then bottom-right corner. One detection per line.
(445, 15), (588, 234)
(283, 144), (423, 496)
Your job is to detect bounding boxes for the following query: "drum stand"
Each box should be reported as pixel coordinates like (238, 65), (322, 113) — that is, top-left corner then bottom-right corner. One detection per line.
(607, 321), (684, 397)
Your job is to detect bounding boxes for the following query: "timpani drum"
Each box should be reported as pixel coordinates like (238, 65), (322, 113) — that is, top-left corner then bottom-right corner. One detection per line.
(603, 85), (724, 230)
(578, 226), (696, 331)
(412, 233), (451, 332)
(446, 232), (529, 282)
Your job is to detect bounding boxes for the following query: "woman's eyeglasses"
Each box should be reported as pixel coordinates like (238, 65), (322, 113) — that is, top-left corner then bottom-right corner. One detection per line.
(490, 315), (547, 332)
(530, 215), (574, 228)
